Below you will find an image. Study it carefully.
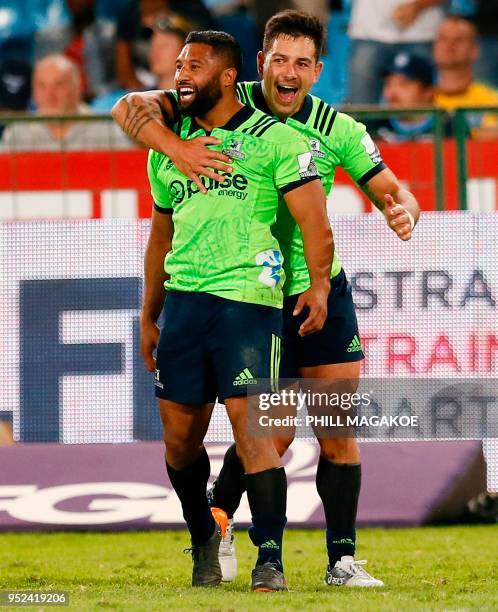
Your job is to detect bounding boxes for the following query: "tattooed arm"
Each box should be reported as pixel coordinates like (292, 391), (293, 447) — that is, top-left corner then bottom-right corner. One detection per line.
(112, 90), (176, 152)
(361, 166), (420, 241)
(111, 90), (232, 191)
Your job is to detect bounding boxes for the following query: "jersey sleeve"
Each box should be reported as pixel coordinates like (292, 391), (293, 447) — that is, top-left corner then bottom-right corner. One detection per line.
(147, 150), (173, 213)
(332, 112), (386, 186)
(273, 135), (321, 195)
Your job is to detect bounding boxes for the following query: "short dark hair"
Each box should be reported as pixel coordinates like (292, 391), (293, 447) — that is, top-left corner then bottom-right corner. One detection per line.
(185, 30), (242, 76)
(263, 10), (325, 60)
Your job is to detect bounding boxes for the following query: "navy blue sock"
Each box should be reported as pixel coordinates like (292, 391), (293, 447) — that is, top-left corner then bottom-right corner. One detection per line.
(246, 467), (287, 571)
(209, 443), (246, 518)
(316, 457), (361, 567)
(166, 448), (215, 545)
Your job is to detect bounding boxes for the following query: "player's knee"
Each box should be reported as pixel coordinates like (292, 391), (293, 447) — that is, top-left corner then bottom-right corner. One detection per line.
(235, 438), (259, 467)
(334, 376), (360, 395)
(235, 437), (277, 472)
(163, 435), (202, 469)
(319, 437), (360, 463)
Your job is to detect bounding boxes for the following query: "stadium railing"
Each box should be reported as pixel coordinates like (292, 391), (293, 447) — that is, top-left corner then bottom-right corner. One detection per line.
(0, 107), (497, 218)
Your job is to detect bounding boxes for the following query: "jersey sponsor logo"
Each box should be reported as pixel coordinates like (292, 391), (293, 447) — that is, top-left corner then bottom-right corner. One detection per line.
(256, 249), (283, 288)
(233, 368), (258, 386)
(297, 152), (319, 179)
(309, 138), (326, 159)
(222, 140), (246, 161)
(361, 133), (383, 165)
(169, 173), (249, 204)
(347, 335), (363, 353)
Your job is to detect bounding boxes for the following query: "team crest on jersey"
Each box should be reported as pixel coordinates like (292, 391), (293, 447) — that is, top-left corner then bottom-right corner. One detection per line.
(297, 152), (319, 179)
(223, 140), (245, 160)
(309, 138), (325, 158)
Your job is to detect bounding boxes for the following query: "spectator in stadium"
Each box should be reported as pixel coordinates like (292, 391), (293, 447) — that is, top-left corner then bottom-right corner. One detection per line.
(147, 15), (194, 90)
(433, 15), (498, 136)
(1, 55), (131, 151)
(0, 57), (32, 138)
(347, 0), (446, 104)
(471, 1), (498, 89)
(252, 0), (329, 33)
(204, 0), (260, 80)
(34, 0), (120, 102)
(91, 11), (195, 112)
(0, 1), (36, 62)
(115, 0), (215, 91)
(0, 58), (32, 112)
(370, 52), (436, 142)
(451, 0), (498, 88)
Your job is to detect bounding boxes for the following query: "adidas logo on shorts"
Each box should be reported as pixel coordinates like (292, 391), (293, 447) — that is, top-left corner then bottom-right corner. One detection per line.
(347, 335), (363, 353)
(233, 368), (258, 386)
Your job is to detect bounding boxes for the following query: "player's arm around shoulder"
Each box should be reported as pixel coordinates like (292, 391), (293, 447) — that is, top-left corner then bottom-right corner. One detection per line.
(111, 89), (232, 191)
(333, 111), (420, 241)
(274, 130), (334, 336)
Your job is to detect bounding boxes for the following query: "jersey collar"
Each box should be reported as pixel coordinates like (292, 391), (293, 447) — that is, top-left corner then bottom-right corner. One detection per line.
(187, 104), (255, 136)
(252, 81), (313, 124)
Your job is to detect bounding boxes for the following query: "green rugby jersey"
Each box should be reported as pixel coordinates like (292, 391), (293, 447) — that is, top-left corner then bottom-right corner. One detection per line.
(237, 81), (387, 296)
(148, 104), (320, 308)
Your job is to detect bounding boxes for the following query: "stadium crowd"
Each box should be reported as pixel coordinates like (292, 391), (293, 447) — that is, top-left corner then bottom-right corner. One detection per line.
(0, 0), (497, 145)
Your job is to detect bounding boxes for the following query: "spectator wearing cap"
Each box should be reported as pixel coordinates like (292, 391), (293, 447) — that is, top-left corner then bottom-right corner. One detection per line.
(370, 52), (436, 142)
(434, 14), (498, 137)
(347, 0), (446, 104)
(0, 58), (31, 112)
(0, 58), (32, 138)
(1, 54), (132, 151)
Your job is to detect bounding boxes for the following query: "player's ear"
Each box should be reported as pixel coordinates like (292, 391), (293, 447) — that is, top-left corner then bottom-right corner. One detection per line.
(257, 51), (265, 78)
(314, 61), (323, 83)
(223, 67), (238, 88)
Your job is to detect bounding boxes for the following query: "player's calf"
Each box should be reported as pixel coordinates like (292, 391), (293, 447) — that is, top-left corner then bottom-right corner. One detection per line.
(225, 405), (288, 588)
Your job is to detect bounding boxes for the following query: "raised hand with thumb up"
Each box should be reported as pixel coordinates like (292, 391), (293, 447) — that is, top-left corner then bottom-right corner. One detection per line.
(384, 194), (415, 241)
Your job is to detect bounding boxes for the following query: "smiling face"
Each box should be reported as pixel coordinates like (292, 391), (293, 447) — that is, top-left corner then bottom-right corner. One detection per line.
(175, 43), (225, 116)
(258, 34), (322, 119)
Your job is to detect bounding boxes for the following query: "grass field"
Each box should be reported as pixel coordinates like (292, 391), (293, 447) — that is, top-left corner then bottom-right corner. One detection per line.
(1, 526), (497, 610)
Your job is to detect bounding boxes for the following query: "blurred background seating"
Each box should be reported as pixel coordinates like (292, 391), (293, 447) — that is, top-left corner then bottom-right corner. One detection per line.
(0, 0), (497, 134)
